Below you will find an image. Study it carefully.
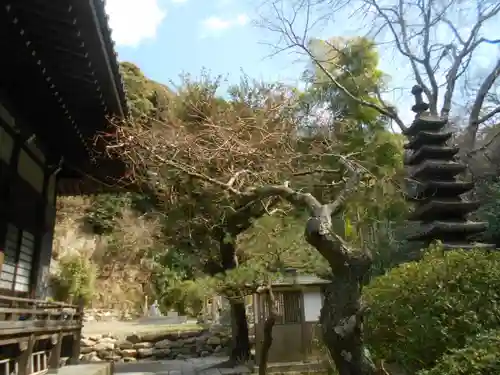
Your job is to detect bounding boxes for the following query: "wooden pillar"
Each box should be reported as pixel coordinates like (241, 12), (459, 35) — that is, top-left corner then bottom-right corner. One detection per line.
(49, 332), (63, 370)
(69, 297), (85, 365)
(0, 251), (4, 277)
(30, 160), (54, 298)
(17, 334), (35, 375)
(299, 290), (308, 361)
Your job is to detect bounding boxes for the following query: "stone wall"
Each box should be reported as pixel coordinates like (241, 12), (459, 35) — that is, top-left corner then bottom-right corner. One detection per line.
(80, 328), (230, 363)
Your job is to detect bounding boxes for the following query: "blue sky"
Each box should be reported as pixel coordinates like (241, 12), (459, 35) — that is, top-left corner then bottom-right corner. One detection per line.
(104, 0), (499, 128)
(106, 0), (304, 88)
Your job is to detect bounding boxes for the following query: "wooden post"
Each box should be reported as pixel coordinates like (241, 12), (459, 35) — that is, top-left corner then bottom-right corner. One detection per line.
(299, 289), (308, 361)
(49, 332), (63, 370)
(17, 334), (35, 375)
(69, 297), (84, 365)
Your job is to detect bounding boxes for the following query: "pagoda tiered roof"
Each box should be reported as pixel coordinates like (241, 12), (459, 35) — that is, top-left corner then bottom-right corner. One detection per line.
(403, 85), (493, 249)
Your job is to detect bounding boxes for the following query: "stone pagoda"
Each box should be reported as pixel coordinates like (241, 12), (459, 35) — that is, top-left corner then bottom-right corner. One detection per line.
(403, 85), (494, 250)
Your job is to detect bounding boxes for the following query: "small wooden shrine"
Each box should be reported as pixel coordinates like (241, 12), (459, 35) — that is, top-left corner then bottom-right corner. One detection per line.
(403, 85), (494, 249)
(253, 271), (329, 363)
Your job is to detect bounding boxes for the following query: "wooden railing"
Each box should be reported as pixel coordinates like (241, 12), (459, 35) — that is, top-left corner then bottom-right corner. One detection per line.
(0, 295), (84, 375)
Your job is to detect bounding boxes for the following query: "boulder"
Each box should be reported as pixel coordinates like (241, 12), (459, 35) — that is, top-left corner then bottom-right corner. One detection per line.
(154, 339), (172, 349)
(117, 340), (134, 350)
(206, 336), (221, 345)
(120, 349), (137, 357)
(137, 348), (154, 358)
(134, 342), (153, 349)
(81, 347), (94, 355)
(80, 338), (96, 347)
(153, 348), (171, 359)
(125, 334), (141, 344)
(94, 342), (115, 351)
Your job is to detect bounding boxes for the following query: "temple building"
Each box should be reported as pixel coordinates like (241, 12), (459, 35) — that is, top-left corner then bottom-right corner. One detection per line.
(0, 1), (128, 298)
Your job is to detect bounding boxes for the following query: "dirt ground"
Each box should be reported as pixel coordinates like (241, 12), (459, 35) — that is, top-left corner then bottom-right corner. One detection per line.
(82, 320), (202, 336)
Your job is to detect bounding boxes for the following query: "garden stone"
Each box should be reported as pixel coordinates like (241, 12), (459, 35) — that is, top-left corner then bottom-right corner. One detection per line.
(94, 342), (115, 351)
(206, 336), (221, 345)
(137, 348), (154, 358)
(134, 342), (153, 349)
(153, 348), (171, 358)
(81, 338), (96, 347)
(120, 349), (137, 357)
(125, 334), (141, 344)
(154, 339), (172, 349)
(118, 340), (134, 349)
(81, 347), (94, 354)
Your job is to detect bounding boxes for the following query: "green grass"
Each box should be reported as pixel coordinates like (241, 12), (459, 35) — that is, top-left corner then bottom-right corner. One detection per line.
(82, 321), (208, 336)
(132, 323), (206, 333)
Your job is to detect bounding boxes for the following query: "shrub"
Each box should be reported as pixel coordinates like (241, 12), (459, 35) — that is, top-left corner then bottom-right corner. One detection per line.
(51, 254), (97, 305)
(363, 247), (500, 372)
(418, 330), (500, 375)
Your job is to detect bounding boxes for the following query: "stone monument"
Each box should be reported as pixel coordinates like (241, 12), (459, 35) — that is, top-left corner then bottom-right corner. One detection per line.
(148, 300), (162, 317)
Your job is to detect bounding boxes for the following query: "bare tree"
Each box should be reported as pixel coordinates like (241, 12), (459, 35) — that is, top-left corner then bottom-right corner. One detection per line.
(259, 0), (500, 154)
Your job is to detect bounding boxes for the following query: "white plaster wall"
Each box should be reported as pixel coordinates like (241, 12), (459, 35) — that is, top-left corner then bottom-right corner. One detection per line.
(303, 290), (323, 322)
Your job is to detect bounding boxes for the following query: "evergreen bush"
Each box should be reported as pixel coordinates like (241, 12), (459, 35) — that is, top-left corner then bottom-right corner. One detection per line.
(364, 247), (500, 371)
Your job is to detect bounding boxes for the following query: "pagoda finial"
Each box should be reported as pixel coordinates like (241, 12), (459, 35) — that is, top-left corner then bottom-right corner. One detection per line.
(411, 85), (429, 114)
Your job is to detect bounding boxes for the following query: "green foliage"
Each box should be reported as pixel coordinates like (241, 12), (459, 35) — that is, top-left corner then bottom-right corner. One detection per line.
(51, 254), (97, 306)
(238, 212), (330, 277)
(364, 247), (500, 372)
(304, 36), (387, 124)
(120, 61), (171, 119)
(299, 36), (409, 263)
(84, 192), (155, 235)
(168, 279), (208, 316)
(153, 266), (210, 316)
(474, 178), (500, 246)
(84, 193), (132, 234)
(418, 330), (500, 375)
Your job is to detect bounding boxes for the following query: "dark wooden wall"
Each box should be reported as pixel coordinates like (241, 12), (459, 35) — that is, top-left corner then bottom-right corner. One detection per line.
(0, 102), (57, 298)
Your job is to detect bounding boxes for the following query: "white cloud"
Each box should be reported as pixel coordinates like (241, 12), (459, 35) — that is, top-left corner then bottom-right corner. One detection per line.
(171, 0), (188, 3)
(201, 13), (249, 35)
(105, 0), (167, 47)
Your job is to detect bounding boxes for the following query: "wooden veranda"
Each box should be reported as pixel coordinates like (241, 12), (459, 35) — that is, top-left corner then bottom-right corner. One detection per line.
(0, 295), (83, 375)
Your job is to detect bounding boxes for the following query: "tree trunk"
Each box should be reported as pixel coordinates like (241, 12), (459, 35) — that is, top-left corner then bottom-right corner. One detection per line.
(320, 278), (373, 375)
(304, 211), (375, 375)
(219, 234), (251, 362)
(230, 300), (251, 362)
(258, 287), (276, 375)
(212, 200), (281, 363)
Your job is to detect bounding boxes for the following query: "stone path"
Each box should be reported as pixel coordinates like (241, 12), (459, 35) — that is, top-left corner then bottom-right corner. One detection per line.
(114, 357), (252, 375)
